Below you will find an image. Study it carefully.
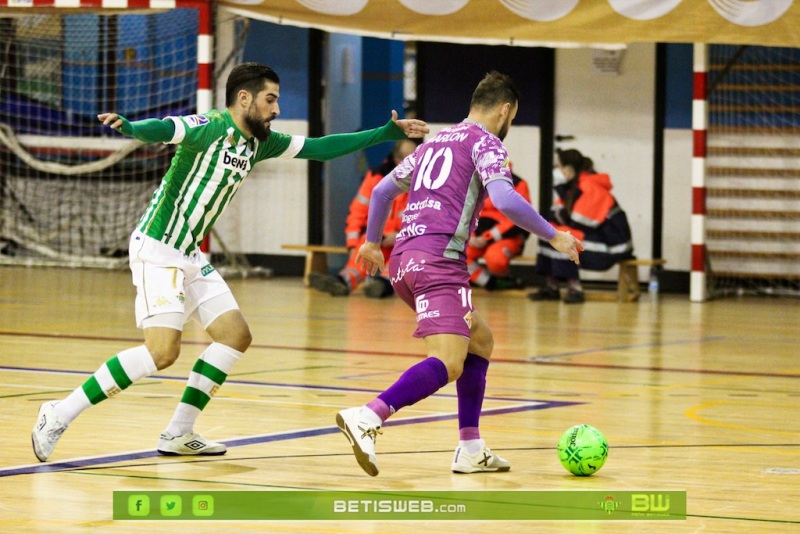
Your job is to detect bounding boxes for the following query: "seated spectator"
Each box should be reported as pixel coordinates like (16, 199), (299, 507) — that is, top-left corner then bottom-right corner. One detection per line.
(466, 168), (530, 290)
(309, 139), (417, 298)
(528, 148), (634, 304)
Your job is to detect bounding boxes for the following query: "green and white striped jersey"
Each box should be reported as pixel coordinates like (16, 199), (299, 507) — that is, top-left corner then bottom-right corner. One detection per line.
(137, 109), (303, 255)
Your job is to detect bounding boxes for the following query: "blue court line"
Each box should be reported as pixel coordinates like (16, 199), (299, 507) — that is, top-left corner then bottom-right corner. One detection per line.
(0, 400), (579, 478)
(0, 363), (415, 396)
(0, 364), (565, 400)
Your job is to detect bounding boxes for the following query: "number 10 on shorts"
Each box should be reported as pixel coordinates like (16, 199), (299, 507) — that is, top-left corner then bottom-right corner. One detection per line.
(458, 287), (473, 308)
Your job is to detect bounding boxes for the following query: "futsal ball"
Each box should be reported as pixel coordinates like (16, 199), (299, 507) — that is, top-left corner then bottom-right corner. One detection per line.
(557, 424), (608, 476)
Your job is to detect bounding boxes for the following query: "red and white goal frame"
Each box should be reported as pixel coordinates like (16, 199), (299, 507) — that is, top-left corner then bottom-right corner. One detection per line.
(0, 0), (216, 264)
(0, 0), (213, 114)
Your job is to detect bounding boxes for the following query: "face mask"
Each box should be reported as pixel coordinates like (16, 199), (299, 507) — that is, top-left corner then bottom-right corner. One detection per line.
(552, 167), (566, 184)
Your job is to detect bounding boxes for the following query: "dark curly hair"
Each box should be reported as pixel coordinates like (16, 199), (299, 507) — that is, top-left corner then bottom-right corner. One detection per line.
(225, 63), (280, 106)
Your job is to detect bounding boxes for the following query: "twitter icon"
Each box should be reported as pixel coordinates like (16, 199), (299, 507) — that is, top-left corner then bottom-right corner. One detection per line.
(160, 495), (182, 517)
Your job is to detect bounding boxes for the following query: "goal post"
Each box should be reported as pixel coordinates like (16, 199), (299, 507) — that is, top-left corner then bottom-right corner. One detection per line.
(0, 0), (212, 268)
(697, 42), (800, 299)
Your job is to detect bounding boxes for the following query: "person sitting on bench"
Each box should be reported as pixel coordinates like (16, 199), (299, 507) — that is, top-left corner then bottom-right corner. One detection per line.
(309, 139), (417, 298)
(528, 148), (634, 304)
(466, 165), (530, 291)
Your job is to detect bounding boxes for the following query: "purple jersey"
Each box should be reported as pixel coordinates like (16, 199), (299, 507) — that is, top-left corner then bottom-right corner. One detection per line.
(390, 119), (513, 260)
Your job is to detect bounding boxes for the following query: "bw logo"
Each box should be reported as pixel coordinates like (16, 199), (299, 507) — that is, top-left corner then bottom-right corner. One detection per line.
(632, 494), (670, 513)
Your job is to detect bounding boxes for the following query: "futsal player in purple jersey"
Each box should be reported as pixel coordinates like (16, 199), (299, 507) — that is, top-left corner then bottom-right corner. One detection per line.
(335, 71), (584, 476)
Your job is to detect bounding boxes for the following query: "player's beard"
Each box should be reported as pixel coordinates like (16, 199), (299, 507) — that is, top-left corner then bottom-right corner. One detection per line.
(497, 115), (512, 141)
(245, 104), (273, 141)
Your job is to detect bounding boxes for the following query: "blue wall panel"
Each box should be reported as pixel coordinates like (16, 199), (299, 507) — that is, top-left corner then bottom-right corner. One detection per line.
(153, 9), (198, 114)
(63, 15), (99, 118)
(244, 21), (309, 120)
(664, 44), (693, 129)
(361, 37), (405, 168)
(116, 15), (151, 115)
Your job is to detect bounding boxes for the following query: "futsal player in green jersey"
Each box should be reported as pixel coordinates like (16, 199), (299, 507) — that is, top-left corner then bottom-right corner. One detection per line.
(31, 62), (428, 461)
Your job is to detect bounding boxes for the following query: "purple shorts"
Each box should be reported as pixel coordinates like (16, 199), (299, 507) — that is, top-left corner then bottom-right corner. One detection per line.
(389, 249), (474, 339)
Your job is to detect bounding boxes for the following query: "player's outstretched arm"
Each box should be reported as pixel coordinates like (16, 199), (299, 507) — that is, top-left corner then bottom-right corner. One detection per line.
(97, 113), (175, 143)
(97, 112), (126, 132)
(390, 109), (428, 139)
(296, 112), (428, 161)
(487, 179), (584, 264)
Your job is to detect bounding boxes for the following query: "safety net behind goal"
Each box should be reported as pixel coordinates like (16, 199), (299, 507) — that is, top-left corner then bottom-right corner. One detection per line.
(0, 9), (199, 268)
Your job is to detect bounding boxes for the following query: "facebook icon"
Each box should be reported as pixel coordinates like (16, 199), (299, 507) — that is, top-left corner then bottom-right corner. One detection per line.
(128, 495), (150, 516)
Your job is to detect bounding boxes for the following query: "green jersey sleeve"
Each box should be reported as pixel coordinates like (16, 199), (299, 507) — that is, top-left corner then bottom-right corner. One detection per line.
(118, 117), (175, 144)
(167, 112), (226, 151)
(254, 119), (407, 162)
(297, 119), (406, 161)
(254, 131), (296, 162)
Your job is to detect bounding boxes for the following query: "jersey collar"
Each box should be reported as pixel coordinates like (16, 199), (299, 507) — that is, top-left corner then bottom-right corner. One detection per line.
(462, 118), (491, 134)
(222, 109), (256, 146)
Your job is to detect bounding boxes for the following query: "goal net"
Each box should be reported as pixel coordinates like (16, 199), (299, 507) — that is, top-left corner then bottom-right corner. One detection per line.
(705, 44), (800, 298)
(0, 9), (200, 268)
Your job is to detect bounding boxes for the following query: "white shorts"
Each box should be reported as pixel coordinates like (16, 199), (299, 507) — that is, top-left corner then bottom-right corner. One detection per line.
(129, 230), (238, 329)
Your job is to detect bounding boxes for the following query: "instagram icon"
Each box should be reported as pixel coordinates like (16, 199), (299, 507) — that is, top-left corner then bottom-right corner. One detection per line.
(192, 495), (214, 517)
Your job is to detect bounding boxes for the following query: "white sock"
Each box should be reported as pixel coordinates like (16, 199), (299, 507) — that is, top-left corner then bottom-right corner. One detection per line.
(165, 342), (241, 436)
(54, 345), (156, 424)
(165, 403), (201, 437)
(459, 438), (485, 455)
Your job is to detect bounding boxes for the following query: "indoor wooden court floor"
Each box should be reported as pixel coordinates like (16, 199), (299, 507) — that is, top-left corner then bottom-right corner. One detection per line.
(1, 265), (798, 533)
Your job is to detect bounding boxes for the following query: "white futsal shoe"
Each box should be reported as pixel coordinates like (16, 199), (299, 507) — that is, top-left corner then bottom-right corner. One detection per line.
(452, 446), (511, 473)
(336, 407), (382, 476)
(157, 432), (227, 456)
(31, 401), (69, 462)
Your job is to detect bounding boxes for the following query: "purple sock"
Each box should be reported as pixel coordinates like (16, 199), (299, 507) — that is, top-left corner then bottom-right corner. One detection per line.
(457, 353), (489, 440)
(377, 357), (449, 419)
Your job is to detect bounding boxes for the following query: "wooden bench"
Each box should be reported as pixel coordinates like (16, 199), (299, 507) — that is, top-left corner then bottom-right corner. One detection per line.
(281, 244), (350, 286)
(616, 258), (667, 302)
(510, 255), (537, 265)
(284, 245), (665, 301)
(507, 255), (666, 302)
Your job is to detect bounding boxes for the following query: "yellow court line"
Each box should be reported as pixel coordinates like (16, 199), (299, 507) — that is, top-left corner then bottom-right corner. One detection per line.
(685, 400), (800, 438)
(591, 370), (800, 399)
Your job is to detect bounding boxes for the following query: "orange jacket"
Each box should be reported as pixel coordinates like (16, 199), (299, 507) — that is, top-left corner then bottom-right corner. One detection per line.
(554, 171), (615, 225)
(551, 171), (616, 241)
(545, 170), (634, 270)
(345, 168), (408, 248)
